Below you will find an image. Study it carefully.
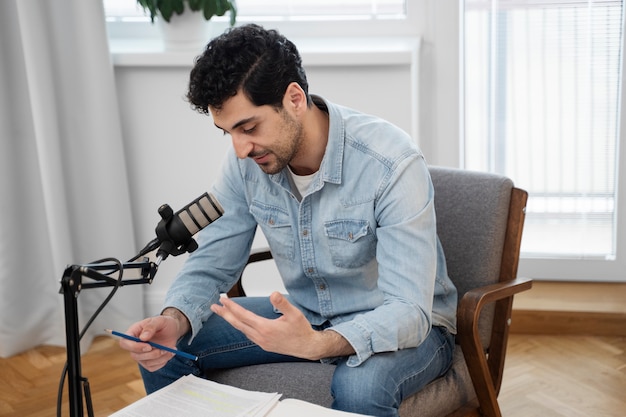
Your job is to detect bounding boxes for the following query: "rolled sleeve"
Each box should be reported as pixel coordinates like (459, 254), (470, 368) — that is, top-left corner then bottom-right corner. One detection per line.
(324, 320), (373, 366)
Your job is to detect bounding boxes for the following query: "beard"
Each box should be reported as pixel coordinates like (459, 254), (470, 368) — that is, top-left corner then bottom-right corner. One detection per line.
(253, 109), (304, 175)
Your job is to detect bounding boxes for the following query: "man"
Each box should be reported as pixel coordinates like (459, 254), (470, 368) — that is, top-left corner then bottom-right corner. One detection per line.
(120, 24), (457, 417)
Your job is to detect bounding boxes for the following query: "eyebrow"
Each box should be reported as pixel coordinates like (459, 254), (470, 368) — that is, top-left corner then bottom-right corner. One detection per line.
(214, 116), (257, 133)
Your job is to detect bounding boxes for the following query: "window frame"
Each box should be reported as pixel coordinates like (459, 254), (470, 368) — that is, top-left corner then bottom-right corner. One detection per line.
(105, 0), (420, 42)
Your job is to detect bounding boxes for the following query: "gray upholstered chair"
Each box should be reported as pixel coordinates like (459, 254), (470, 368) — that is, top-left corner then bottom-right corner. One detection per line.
(210, 166), (531, 417)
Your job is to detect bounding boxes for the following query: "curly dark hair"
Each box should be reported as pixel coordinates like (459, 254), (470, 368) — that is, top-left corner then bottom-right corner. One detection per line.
(187, 24), (310, 114)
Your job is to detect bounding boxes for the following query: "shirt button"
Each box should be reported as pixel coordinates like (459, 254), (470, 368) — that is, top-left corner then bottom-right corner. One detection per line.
(268, 219), (275, 225)
(319, 284), (326, 290)
(302, 230), (308, 236)
(308, 267), (314, 273)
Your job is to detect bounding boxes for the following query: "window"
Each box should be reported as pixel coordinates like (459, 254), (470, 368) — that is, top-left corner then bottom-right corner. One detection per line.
(464, 0), (624, 260)
(103, 0), (405, 22)
(103, 0), (411, 40)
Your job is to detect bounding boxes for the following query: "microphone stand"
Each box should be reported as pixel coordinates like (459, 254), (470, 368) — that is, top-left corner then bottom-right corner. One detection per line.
(58, 195), (221, 417)
(59, 258), (159, 417)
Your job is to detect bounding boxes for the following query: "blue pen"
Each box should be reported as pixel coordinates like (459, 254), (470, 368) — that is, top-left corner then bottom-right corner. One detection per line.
(105, 328), (198, 361)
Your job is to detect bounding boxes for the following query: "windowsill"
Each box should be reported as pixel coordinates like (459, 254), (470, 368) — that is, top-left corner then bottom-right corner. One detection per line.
(109, 36), (421, 67)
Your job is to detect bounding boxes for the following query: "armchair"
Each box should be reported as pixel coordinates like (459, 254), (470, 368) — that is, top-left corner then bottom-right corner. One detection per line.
(211, 166), (531, 417)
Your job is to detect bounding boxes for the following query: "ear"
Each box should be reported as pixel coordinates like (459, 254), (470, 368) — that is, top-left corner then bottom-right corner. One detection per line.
(282, 82), (307, 116)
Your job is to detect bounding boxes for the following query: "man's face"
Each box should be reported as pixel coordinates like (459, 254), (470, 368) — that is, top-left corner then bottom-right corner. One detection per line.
(211, 91), (304, 175)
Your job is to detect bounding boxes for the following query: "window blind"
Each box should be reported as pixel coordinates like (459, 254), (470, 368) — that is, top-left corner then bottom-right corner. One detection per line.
(464, 0), (624, 259)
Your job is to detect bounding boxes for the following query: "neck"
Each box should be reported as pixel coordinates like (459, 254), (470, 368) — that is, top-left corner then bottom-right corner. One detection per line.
(288, 103), (329, 176)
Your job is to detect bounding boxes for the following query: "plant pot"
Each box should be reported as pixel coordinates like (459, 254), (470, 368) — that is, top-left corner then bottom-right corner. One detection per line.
(156, 9), (211, 51)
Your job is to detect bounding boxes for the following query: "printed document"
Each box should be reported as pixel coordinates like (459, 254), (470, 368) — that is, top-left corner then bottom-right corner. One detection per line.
(109, 374), (280, 417)
(109, 374), (371, 417)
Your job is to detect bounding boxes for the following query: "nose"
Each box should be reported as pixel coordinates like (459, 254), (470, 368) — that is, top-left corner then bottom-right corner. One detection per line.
(231, 134), (253, 159)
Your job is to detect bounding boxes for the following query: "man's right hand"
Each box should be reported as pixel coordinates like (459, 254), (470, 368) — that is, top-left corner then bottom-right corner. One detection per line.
(119, 308), (190, 372)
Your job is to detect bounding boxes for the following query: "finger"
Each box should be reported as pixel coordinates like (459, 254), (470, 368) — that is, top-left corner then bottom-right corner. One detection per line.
(129, 346), (170, 361)
(211, 298), (247, 328)
(119, 327), (151, 354)
(269, 292), (297, 316)
(211, 297), (267, 337)
(124, 317), (159, 341)
(118, 337), (149, 353)
(210, 300), (241, 328)
(213, 297), (259, 324)
(119, 317), (169, 354)
(135, 350), (174, 372)
(136, 316), (163, 340)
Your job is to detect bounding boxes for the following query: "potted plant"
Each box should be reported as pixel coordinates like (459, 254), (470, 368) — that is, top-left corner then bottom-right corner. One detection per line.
(137, 0), (237, 50)
(137, 0), (237, 26)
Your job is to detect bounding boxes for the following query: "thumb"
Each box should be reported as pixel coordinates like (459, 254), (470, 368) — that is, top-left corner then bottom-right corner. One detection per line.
(138, 316), (163, 340)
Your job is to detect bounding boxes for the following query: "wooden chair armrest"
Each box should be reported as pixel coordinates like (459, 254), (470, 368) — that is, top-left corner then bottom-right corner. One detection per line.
(247, 247), (273, 264)
(459, 277), (532, 320)
(457, 277), (532, 417)
(226, 248), (273, 298)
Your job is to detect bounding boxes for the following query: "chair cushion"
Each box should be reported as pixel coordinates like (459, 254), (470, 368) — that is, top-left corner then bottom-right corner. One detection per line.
(399, 348), (476, 417)
(207, 347), (476, 417)
(208, 362), (335, 407)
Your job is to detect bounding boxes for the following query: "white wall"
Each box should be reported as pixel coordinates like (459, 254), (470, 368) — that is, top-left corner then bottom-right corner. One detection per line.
(110, 2), (461, 315)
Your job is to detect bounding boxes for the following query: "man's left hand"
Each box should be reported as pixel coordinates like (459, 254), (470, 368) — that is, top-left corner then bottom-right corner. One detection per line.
(210, 291), (354, 360)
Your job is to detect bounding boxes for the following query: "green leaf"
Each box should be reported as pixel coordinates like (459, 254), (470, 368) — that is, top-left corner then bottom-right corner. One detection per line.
(215, 0), (227, 16)
(173, 0), (185, 15)
(229, 2), (237, 26)
(212, 0), (236, 24)
(158, 0), (174, 22)
(187, 0), (201, 12)
(202, 0), (217, 21)
(137, 0), (158, 23)
(145, 0), (236, 24)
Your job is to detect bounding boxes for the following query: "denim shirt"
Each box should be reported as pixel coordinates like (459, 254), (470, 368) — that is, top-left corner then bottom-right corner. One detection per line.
(164, 96), (457, 367)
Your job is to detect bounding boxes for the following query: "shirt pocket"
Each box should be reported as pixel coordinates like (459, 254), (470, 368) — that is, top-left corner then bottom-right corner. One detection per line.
(250, 201), (294, 260)
(324, 219), (376, 268)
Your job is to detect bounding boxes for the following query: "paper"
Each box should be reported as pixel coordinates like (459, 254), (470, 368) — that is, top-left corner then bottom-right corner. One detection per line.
(109, 374), (372, 417)
(109, 374), (280, 417)
(271, 399), (373, 416)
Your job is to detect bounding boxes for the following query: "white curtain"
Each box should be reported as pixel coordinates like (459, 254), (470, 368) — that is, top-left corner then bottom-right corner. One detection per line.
(0, 0), (144, 357)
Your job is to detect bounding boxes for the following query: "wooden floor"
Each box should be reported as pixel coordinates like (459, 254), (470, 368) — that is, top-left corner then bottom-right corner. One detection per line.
(1, 334), (625, 417)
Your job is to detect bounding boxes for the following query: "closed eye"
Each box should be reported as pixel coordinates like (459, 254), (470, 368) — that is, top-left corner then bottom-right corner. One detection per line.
(242, 126), (256, 134)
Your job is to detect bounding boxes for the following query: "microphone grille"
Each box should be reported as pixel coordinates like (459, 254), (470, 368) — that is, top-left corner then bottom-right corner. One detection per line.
(177, 193), (224, 235)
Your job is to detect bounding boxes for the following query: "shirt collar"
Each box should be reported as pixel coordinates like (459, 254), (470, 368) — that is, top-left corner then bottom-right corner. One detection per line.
(312, 95), (343, 185)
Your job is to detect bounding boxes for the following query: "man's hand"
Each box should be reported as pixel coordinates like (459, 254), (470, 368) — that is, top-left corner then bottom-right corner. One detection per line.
(119, 308), (189, 372)
(210, 292), (355, 360)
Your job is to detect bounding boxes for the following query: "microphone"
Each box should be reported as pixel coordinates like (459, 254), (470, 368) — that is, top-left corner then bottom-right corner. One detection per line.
(146, 192), (224, 261)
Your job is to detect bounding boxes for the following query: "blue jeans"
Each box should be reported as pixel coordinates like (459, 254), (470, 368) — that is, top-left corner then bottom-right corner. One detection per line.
(140, 297), (455, 417)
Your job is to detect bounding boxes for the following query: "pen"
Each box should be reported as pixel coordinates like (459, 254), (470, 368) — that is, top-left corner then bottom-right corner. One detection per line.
(105, 328), (198, 361)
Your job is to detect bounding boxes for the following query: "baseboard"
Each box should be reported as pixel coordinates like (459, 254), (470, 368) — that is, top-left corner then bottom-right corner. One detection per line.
(511, 309), (626, 336)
